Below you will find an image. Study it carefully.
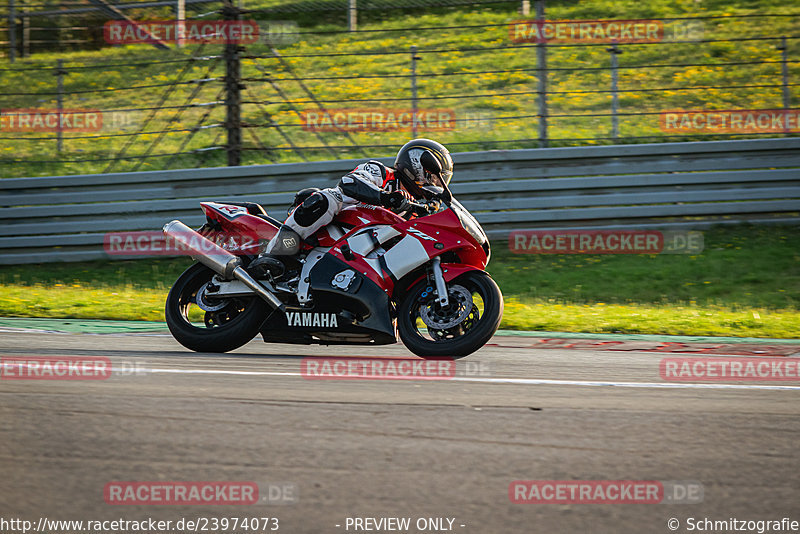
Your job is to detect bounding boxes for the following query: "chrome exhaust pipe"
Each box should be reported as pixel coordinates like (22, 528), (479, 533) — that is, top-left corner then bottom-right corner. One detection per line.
(163, 220), (285, 313)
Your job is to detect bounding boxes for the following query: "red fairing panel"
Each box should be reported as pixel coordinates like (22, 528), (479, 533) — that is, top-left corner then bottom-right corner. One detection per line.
(201, 202), (280, 239)
(200, 202), (280, 255)
(395, 209), (489, 270)
(335, 205), (405, 227)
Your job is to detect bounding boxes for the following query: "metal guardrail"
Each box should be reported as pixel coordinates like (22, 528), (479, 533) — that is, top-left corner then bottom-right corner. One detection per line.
(1, 138), (799, 264)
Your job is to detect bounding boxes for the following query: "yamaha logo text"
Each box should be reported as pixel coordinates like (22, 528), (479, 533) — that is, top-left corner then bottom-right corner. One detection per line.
(286, 312), (339, 328)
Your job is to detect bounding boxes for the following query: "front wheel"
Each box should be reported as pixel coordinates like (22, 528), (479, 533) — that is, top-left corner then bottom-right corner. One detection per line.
(165, 263), (270, 353)
(397, 270), (503, 359)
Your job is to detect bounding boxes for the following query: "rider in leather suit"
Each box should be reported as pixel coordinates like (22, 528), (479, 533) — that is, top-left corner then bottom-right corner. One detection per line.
(263, 138), (454, 257)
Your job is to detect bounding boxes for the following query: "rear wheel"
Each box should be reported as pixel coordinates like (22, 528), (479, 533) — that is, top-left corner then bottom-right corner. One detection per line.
(165, 263), (270, 353)
(397, 270), (503, 359)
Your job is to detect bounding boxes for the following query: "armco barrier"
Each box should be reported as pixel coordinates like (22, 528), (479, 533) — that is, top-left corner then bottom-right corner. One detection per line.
(1, 138), (798, 264)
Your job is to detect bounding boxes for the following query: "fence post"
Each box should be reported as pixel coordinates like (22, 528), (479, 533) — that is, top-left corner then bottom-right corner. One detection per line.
(22, 10), (29, 58)
(223, 2), (242, 166)
(176, 0), (185, 48)
(411, 45), (420, 138)
(348, 0), (357, 32)
(8, 0), (16, 63)
(56, 59), (65, 153)
(535, 0), (547, 147)
(608, 42), (622, 140)
(778, 36), (790, 110)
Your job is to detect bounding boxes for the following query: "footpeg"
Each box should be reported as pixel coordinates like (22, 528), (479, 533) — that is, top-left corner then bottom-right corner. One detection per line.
(248, 255), (286, 279)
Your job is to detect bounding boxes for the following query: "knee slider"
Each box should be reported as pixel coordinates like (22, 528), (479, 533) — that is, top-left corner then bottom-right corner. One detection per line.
(293, 192), (329, 227)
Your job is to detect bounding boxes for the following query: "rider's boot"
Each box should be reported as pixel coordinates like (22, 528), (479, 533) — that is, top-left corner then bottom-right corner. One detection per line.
(248, 225), (301, 280)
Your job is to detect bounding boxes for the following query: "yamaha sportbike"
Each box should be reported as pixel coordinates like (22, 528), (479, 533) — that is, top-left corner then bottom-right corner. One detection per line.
(162, 181), (503, 358)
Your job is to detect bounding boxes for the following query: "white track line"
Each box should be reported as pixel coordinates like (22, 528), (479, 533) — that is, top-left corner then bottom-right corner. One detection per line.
(145, 367), (800, 391)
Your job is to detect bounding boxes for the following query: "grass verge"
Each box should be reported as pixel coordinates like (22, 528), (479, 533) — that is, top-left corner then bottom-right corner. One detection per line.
(0, 285), (796, 338)
(0, 225), (797, 338)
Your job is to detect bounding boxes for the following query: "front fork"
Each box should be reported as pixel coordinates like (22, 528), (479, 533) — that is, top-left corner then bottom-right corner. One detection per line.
(431, 256), (450, 307)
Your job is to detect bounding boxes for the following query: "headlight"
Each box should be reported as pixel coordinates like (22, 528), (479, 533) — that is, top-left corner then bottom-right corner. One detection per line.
(450, 199), (487, 245)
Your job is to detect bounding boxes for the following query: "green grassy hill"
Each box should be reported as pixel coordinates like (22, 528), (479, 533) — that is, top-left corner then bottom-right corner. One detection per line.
(1, 0), (798, 177)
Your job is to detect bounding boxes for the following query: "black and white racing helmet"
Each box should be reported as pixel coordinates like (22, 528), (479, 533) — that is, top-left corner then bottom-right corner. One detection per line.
(393, 138), (454, 198)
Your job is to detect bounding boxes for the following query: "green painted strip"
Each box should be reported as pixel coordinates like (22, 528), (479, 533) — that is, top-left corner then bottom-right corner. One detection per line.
(0, 317), (169, 334)
(0, 317), (797, 344)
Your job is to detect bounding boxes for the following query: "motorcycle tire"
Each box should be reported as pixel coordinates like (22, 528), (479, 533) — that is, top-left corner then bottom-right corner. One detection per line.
(165, 263), (270, 353)
(397, 270), (503, 359)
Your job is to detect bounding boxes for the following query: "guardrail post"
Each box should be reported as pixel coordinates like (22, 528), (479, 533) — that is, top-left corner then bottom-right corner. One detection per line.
(8, 0), (16, 63)
(608, 42), (622, 140)
(411, 45), (420, 138)
(223, 2), (242, 166)
(56, 59), (65, 153)
(535, 0), (547, 147)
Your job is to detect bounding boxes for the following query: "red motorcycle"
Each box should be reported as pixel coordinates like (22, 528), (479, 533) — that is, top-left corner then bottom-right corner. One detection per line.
(162, 181), (503, 358)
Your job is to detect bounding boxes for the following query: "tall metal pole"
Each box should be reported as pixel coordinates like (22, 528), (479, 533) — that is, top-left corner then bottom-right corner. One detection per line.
(223, 2), (241, 166)
(22, 10), (29, 57)
(535, 0), (547, 147)
(56, 59), (64, 153)
(8, 0), (16, 63)
(348, 0), (357, 32)
(608, 43), (621, 141)
(778, 36), (790, 111)
(176, 0), (185, 48)
(410, 45), (419, 138)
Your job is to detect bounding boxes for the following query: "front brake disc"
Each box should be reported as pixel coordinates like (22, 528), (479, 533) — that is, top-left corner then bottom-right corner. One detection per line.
(418, 285), (473, 330)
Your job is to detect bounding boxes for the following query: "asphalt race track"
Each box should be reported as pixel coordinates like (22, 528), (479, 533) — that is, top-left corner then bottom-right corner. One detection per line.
(1, 329), (799, 534)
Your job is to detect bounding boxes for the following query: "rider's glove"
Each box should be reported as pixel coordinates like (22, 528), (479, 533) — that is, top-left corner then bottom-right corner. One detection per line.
(380, 190), (411, 212)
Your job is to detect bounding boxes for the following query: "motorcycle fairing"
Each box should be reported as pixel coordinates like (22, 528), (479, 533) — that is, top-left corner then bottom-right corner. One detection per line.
(396, 209), (488, 270)
(200, 202), (280, 247)
(201, 202), (250, 220)
(323, 205), (486, 293)
(337, 204), (405, 228)
(259, 254), (396, 345)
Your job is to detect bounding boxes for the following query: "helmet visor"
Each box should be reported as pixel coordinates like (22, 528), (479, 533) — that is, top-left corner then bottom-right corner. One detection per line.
(414, 171), (437, 188)
(417, 169), (451, 189)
